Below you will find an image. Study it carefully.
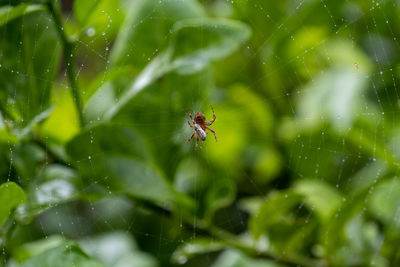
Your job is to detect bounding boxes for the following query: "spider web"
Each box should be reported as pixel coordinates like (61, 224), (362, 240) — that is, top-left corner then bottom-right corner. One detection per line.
(1, 0), (399, 266)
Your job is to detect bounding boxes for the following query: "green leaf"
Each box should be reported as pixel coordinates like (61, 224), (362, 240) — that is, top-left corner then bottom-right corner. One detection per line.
(204, 178), (236, 223)
(169, 18), (251, 75)
(41, 87), (80, 143)
(66, 124), (194, 210)
(79, 231), (158, 267)
(66, 123), (149, 162)
(16, 165), (80, 224)
(0, 10), (61, 127)
(73, 0), (102, 26)
(12, 107), (54, 139)
(96, 18), (250, 121)
(174, 158), (207, 194)
(247, 190), (318, 256)
(74, 0), (125, 40)
(249, 190), (303, 239)
(20, 242), (104, 267)
(102, 156), (181, 205)
(322, 189), (372, 264)
(0, 4), (44, 27)
(82, 65), (137, 105)
(296, 67), (367, 132)
(294, 179), (342, 221)
(100, 50), (172, 121)
(172, 238), (226, 264)
(369, 178), (400, 229)
(212, 249), (280, 267)
(110, 0), (206, 68)
(12, 143), (46, 183)
(0, 182), (26, 228)
(238, 197), (264, 215)
(347, 160), (388, 195)
(13, 236), (65, 263)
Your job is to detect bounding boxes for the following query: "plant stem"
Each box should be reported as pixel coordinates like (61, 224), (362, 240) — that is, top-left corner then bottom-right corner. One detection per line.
(136, 198), (325, 267)
(204, 223), (325, 267)
(46, 1), (84, 128)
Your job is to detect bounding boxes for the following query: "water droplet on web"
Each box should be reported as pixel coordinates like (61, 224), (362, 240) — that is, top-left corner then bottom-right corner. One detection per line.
(177, 255), (187, 264)
(86, 27), (95, 37)
(88, 155), (91, 160)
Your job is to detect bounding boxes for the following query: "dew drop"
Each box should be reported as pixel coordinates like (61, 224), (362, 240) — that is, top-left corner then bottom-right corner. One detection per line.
(86, 27), (96, 37)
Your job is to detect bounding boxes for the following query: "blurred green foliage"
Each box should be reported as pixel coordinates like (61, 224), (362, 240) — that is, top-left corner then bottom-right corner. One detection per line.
(1, 0), (400, 266)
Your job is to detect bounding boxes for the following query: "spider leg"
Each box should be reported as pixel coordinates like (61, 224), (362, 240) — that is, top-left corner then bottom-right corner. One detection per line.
(206, 126), (217, 142)
(188, 109), (193, 121)
(186, 132), (195, 142)
(187, 121), (194, 128)
(195, 135), (200, 150)
(206, 105), (216, 125)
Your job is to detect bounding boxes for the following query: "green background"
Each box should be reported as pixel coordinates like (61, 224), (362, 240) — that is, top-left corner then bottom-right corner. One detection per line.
(0, 0), (400, 266)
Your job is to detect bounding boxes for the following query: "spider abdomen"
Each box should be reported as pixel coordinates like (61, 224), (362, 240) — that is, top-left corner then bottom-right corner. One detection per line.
(195, 124), (207, 141)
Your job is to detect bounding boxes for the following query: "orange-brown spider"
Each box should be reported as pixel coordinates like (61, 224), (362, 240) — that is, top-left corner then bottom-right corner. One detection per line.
(186, 105), (217, 150)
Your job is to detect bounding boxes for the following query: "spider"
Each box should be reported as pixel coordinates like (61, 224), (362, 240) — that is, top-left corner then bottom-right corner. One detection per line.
(186, 105), (217, 150)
